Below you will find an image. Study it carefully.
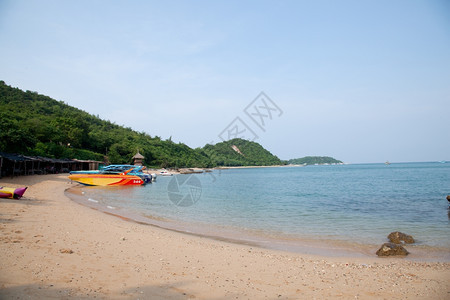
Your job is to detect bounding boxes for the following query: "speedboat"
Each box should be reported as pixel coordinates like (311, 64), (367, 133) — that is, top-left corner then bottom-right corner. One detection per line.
(71, 165), (152, 183)
(160, 170), (173, 176)
(68, 172), (144, 186)
(69, 165), (152, 186)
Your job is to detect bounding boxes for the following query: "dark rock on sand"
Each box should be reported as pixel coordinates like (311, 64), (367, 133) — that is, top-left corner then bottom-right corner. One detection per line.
(376, 242), (409, 256)
(388, 231), (415, 244)
(59, 248), (74, 254)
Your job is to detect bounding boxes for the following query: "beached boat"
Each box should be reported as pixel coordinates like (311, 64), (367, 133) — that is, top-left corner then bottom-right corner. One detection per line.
(68, 172), (144, 186)
(0, 186), (28, 199)
(70, 165), (152, 184)
(160, 170), (173, 176)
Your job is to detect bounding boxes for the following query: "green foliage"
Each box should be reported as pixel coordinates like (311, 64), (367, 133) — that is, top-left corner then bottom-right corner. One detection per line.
(287, 156), (343, 165)
(0, 113), (37, 153)
(0, 81), (281, 167)
(203, 138), (282, 166)
(0, 82), (104, 161)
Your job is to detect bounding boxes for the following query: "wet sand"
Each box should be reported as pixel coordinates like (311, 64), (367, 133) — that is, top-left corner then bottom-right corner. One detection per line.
(1, 174), (449, 299)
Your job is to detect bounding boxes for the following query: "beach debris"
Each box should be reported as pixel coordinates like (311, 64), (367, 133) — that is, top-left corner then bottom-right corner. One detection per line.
(376, 242), (409, 256)
(388, 231), (415, 244)
(59, 248), (74, 254)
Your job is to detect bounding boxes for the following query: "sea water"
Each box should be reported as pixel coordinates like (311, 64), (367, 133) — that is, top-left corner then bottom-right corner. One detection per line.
(69, 162), (450, 259)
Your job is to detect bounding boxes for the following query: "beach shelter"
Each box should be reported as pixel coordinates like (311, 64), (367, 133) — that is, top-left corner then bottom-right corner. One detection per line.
(132, 151), (144, 166)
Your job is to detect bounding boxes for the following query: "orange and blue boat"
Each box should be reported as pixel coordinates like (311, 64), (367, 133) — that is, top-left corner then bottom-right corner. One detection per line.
(0, 186), (28, 199)
(70, 165), (152, 185)
(68, 166), (146, 186)
(68, 172), (144, 186)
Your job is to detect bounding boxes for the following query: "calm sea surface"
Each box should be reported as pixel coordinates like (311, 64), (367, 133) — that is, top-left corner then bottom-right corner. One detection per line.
(70, 162), (450, 259)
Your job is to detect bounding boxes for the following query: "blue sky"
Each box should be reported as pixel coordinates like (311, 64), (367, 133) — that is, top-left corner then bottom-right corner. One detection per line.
(1, 0), (449, 163)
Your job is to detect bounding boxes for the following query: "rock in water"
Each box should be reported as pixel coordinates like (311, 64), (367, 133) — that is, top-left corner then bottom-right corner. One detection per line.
(388, 231), (415, 244)
(376, 243), (409, 256)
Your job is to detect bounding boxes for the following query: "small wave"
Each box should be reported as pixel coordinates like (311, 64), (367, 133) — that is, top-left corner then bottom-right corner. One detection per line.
(107, 205), (116, 209)
(88, 198), (99, 203)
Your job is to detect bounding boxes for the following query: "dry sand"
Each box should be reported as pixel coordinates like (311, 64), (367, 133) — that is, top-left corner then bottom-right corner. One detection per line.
(0, 174), (449, 299)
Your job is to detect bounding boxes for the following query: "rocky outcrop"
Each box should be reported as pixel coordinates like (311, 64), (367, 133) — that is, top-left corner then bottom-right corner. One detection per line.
(376, 243), (409, 256)
(388, 231), (415, 244)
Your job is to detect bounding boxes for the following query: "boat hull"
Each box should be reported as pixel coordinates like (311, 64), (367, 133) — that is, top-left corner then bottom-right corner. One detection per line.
(68, 174), (144, 186)
(70, 165), (152, 184)
(0, 186), (28, 199)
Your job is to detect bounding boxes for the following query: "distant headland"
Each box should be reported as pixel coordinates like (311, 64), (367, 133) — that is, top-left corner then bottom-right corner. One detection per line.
(287, 156), (343, 166)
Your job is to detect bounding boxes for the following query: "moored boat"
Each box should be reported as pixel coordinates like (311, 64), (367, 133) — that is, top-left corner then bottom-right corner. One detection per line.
(70, 165), (152, 184)
(0, 186), (28, 199)
(160, 170), (173, 176)
(68, 173), (144, 186)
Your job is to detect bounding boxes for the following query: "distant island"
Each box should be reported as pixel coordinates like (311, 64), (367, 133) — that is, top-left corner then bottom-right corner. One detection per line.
(287, 156), (343, 165)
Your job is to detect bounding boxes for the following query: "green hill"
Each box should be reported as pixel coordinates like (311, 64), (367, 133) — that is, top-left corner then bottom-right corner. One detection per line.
(203, 138), (282, 166)
(0, 81), (212, 167)
(0, 81), (281, 168)
(288, 156), (342, 165)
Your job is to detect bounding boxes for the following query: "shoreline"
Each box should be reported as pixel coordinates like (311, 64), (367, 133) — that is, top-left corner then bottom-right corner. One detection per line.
(152, 164), (290, 175)
(66, 186), (373, 259)
(1, 174), (449, 299)
(65, 185), (450, 262)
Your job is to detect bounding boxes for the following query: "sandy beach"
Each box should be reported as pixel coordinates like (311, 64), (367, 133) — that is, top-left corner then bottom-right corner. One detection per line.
(1, 174), (449, 299)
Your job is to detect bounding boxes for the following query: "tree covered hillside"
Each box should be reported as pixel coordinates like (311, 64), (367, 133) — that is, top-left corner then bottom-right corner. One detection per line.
(0, 81), (281, 168)
(203, 138), (282, 166)
(0, 81), (212, 167)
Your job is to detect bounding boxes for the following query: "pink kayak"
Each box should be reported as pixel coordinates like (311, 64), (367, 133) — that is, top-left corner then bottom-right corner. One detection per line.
(0, 186), (28, 199)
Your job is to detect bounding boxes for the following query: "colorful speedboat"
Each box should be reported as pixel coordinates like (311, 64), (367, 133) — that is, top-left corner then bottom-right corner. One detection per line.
(70, 165), (152, 185)
(0, 186), (28, 199)
(68, 172), (144, 186)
